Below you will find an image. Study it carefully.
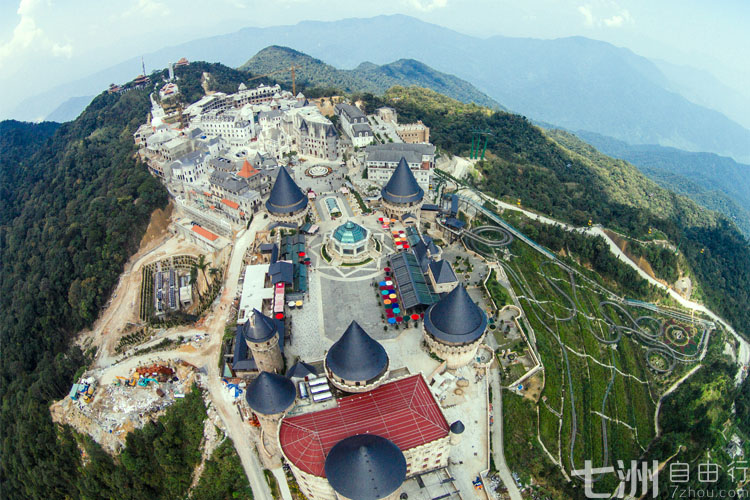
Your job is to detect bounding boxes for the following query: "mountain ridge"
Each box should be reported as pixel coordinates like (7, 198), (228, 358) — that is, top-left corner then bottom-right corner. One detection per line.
(576, 130), (750, 237)
(239, 45), (503, 109)
(9, 15), (750, 163)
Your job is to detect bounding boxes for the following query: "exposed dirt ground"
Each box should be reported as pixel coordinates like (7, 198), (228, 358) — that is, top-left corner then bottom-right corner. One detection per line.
(604, 229), (661, 283)
(139, 201), (173, 247)
(76, 203), (204, 368)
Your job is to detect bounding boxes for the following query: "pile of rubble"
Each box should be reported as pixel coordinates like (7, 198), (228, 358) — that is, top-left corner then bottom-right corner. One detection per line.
(51, 361), (197, 454)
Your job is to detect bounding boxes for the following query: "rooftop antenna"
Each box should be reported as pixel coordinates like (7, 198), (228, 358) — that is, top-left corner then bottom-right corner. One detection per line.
(141, 56), (146, 76)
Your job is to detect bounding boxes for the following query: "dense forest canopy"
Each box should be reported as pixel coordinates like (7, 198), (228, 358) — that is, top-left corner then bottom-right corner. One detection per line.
(0, 79), (165, 499)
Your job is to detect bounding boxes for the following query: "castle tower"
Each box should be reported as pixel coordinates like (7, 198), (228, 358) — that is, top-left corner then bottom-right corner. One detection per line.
(265, 167), (308, 226)
(325, 434), (407, 500)
(324, 321), (389, 393)
(245, 371), (296, 457)
(422, 284), (488, 369)
(380, 157), (424, 224)
(242, 309), (283, 373)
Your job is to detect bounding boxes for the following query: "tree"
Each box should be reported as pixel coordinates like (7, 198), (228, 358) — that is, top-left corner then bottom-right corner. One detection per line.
(209, 267), (220, 285)
(195, 254), (209, 292)
(189, 266), (201, 300)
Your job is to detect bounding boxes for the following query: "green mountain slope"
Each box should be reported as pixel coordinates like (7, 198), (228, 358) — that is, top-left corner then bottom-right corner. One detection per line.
(0, 62), (251, 500)
(239, 45), (503, 109)
(576, 130), (750, 237)
(359, 87), (750, 339)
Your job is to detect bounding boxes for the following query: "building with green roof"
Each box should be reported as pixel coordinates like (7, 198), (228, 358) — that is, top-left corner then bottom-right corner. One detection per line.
(327, 220), (377, 263)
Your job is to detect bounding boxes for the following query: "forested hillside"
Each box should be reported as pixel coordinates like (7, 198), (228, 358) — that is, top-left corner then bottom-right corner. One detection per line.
(357, 87), (750, 339)
(0, 62), (253, 499)
(576, 130), (750, 237)
(240, 45), (502, 108)
(0, 83), (166, 497)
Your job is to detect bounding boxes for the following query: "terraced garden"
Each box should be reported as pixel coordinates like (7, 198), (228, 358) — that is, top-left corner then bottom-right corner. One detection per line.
(497, 232), (710, 496)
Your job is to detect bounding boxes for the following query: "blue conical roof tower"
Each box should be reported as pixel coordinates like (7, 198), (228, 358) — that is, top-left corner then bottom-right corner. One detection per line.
(381, 157), (424, 205)
(266, 167), (307, 215)
(424, 284), (487, 344)
(325, 434), (407, 500)
(326, 321), (388, 385)
(242, 309), (278, 343)
(245, 371), (296, 415)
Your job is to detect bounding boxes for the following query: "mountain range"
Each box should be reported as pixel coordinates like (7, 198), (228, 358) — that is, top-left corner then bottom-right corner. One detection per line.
(239, 46), (502, 109)
(11, 15), (750, 163)
(577, 131), (750, 237)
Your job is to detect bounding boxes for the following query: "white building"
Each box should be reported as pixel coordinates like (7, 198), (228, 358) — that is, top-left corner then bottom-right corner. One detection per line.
(335, 103), (374, 148)
(166, 150), (208, 184)
(233, 83), (282, 107)
(195, 109), (254, 146)
(365, 143), (436, 191)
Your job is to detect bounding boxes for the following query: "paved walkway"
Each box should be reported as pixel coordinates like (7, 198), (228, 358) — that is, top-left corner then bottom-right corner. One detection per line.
(485, 333), (523, 500)
(272, 468), (293, 500)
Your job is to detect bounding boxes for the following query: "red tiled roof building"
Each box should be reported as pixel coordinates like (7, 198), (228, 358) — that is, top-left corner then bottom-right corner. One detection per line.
(278, 374), (452, 500)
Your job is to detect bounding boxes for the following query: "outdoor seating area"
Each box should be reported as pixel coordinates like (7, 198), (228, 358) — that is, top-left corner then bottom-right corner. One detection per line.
(378, 268), (425, 326)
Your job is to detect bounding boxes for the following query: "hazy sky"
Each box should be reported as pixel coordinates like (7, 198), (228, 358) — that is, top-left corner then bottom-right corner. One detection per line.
(1, 0), (748, 111)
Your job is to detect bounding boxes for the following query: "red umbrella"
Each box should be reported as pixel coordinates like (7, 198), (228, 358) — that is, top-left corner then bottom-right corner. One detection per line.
(298, 251), (306, 257)
(275, 313), (284, 320)
(411, 314), (420, 321)
(396, 316), (403, 323)
(386, 311), (394, 318)
(383, 267), (391, 272)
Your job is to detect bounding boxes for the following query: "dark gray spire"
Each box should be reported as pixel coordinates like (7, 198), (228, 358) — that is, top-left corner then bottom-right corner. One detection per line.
(450, 420), (465, 434)
(324, 434), (406, 500)
(242, 309), (278, 343)
(266, 167), (307, 215)
(245, 371), (296, 415)
(424, 284), (487, 344)
(326, 321), (388, 382)
(381, 157), (424, 205)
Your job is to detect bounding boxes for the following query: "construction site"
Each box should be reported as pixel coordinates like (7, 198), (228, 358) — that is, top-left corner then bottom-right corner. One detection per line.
(51, 361), (198, 453)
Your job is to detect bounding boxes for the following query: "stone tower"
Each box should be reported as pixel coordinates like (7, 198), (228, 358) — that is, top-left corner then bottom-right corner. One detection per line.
(242, 308), (283, 373)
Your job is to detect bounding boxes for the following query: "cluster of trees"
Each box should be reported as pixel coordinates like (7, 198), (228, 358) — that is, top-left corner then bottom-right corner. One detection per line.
(626, 239), (680, 283)
(191, 438), (253, 500)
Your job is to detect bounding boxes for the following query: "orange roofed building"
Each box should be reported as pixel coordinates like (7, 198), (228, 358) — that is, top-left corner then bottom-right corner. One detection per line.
(237, 160), (259, 179)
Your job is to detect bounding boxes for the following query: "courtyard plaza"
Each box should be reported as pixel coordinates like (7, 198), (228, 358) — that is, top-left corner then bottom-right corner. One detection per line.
(272, 167), (495, 498)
